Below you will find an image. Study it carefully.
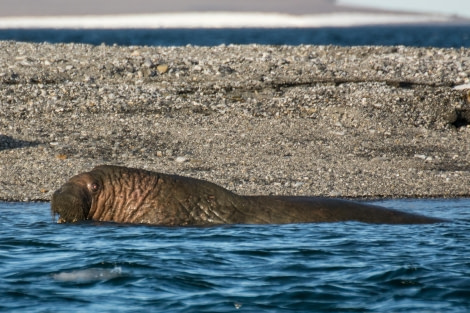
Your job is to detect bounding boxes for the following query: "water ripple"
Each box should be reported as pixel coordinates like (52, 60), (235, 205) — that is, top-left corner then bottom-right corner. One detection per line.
(1, 200), (470, 312)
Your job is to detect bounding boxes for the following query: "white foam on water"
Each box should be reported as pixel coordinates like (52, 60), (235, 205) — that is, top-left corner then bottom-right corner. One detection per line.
(52, 267), (122, 282)
(0, 12), (454, 29)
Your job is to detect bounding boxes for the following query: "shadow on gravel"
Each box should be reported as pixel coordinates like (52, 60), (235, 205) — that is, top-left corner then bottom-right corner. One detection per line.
(0, 135), (40, 151)
(451, 108), (470, 129)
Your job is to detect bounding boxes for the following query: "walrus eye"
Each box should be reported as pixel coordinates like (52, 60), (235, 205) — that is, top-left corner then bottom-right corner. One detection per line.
(90, 182), (100, 192)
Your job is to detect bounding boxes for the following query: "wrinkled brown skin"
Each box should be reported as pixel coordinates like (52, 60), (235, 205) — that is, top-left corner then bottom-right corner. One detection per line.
(51, 165), (446, 226)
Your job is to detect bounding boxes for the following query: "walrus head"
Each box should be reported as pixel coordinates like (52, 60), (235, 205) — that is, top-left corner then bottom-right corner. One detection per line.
(51, 172), (99, 223)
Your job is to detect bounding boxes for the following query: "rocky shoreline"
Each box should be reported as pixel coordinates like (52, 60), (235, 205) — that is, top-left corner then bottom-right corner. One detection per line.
(1, 41), (469, 202)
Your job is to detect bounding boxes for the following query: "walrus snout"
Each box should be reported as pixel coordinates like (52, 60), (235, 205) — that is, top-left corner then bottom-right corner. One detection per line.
(51, 183), (92, 223)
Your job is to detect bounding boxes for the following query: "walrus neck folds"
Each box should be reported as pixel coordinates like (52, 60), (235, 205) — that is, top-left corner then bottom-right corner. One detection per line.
(88, 166), (162, 224)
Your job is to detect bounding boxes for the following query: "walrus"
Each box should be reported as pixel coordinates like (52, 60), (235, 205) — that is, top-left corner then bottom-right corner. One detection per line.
(51, 165), (445, 225)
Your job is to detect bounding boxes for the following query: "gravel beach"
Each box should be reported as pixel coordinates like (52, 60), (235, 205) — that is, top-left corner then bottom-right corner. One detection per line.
(1, 41), (469, 202)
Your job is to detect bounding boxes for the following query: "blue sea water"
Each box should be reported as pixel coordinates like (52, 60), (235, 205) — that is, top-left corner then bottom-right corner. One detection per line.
(1, 25), (470, 47)
(1, 199), (470, 312)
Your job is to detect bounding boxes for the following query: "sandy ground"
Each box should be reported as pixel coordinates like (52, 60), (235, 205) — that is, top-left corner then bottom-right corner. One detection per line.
(0, 0), (396, 16)
(0, 42), (469, 202)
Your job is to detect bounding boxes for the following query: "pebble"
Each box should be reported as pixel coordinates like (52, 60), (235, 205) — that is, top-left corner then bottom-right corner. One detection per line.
(453, 83), (470, 90)
(175, 156), (188, 163)
(156, 64), (169, 74)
